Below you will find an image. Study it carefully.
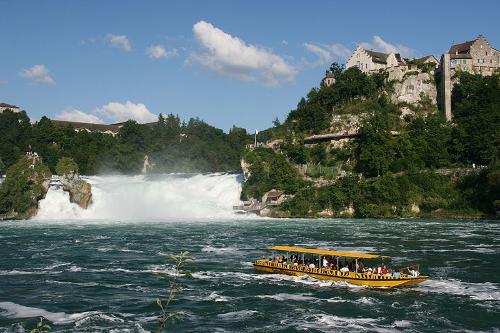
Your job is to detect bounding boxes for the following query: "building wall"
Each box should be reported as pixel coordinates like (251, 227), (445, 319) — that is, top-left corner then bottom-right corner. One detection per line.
(0, 106), (20, 113)
(385, 54), (400, 68)
(441, 54), (452, 121)
(469, 37), (500, 75)
(347, 47), (374, 72)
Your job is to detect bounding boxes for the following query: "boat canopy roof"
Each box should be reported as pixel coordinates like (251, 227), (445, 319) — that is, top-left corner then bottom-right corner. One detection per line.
(269, 246), (388, 259)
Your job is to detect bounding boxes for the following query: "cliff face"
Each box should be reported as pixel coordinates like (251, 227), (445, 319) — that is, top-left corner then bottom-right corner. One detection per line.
(0, 156), (51, 220)
(59, 172), (92, 209)
(388, 66), (437, 115)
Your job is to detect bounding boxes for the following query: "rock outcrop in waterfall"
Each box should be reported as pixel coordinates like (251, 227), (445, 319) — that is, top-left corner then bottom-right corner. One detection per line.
(56, 157), (92, 209)
(59, 173), (92, 209)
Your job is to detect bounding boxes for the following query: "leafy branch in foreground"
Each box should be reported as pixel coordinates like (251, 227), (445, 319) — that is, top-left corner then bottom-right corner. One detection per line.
(156, 251), (193, 332)
(30, 317), (51, 333)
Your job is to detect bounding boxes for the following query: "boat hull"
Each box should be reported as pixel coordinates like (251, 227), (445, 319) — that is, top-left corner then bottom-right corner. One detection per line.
(254, 261), (428, 288)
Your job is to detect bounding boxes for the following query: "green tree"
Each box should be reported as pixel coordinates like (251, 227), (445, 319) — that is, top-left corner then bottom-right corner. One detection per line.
(55, 157), (78, 176)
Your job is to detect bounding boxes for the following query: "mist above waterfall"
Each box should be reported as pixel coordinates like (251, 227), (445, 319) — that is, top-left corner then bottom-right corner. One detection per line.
(36, 173), (243, 220)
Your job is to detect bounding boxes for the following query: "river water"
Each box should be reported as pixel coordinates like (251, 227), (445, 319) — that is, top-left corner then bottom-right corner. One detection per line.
(0, 218), (498, 332)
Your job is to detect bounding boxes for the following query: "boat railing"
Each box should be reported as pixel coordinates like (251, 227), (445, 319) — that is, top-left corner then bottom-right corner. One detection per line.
(255, 259), (415, 280)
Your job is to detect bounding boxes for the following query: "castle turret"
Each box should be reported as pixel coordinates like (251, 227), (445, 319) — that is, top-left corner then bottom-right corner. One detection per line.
(321, 70), (336, 87)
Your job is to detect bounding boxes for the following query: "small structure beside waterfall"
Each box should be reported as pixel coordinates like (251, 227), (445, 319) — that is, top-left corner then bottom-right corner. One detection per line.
(233, 189), (290, 217)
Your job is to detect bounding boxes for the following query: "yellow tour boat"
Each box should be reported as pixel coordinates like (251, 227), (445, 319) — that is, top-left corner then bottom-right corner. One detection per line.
(254, 246), (428, 288)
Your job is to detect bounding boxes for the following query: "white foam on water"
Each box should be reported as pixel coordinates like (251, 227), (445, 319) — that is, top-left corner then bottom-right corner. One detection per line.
(256, 293), (318, 302)
(196, 291), (231, 302)
(417, 278), (500, 301)
(217, 310), (257, 320)
(35, 173), (243, 220)
(290, 313), (385, 333)
(0, 301), (99, 324)
(201, 245), (240, 254)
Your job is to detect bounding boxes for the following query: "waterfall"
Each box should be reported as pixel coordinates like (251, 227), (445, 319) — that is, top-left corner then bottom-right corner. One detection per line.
(35, 173), (243, 220)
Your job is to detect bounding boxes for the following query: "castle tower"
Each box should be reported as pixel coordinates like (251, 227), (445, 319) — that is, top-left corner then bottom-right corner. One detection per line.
(321, 71), (336, 87)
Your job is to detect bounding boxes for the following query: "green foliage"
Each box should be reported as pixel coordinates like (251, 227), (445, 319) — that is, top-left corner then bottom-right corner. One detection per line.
(355, 102), (400, 177)
(241, 148), (305, 200)
(0, 114), (248, 175)
(285, 63), (387, 134)
(0, 156), (51, 216)
(0, 110), (31, 169)
(30, 317), (51, 333)
(156, 251), (192, 332)
(450, 72), (500, 165)
(55, 157), (78, 176)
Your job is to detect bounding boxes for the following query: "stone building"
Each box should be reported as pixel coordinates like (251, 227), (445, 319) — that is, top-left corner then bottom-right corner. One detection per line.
(346, 46), (405, 73)
(441, 35), (500, 121)
(0, 102), (21, 113)
(321, 70), (336, 87)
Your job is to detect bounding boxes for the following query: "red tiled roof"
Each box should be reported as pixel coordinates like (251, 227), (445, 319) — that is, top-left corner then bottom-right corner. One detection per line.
(267, 190), (284, 198)
(448, 39), (476, 55)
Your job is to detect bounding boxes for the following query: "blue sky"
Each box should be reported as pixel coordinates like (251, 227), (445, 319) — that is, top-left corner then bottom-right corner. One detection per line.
(1, 0), (499, 132)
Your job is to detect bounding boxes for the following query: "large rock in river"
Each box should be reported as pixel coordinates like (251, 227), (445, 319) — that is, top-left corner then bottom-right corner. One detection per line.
(60, 172), (92, 209)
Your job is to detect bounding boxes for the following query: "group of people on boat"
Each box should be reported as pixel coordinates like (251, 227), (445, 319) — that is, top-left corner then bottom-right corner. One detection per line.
(270, 255), (420, 277)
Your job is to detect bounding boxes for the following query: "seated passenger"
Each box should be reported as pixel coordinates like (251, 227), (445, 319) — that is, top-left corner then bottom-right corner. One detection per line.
(308, 263), (316, 269)
(340, 266), (349, 273)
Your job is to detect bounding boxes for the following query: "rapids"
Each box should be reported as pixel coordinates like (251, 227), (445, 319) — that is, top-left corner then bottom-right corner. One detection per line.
(0, 217), (499, 332)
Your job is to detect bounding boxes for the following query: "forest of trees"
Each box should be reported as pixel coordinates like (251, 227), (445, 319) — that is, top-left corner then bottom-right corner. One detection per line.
(0, 112), (250, 175)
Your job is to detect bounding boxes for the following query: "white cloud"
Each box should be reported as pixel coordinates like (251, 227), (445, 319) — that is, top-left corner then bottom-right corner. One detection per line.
(106, 33), (132, 52)
(303, 43), (352, 66)
(146, 45), (178, 59)
(360, 36), (415, 58)
(189, 20), (297, 86)
(55, 108), (104, 124)
(19, 65), (56, 85)
(95, 101), (157, 123)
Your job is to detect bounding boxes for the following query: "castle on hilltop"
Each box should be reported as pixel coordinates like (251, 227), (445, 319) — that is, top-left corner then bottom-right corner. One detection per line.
(323, 35), (498, 120)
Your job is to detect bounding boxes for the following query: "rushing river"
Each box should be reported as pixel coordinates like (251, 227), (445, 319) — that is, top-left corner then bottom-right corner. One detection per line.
(0, 218), (499, 332)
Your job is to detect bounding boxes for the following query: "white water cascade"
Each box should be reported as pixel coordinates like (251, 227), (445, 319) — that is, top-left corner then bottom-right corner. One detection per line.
(35, 173), (243, 220)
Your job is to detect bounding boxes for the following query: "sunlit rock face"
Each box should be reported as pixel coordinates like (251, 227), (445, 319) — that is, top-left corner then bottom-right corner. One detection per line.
(59, 172), (92, 209)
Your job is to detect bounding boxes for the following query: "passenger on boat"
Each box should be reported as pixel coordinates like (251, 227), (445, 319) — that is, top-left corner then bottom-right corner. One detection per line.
(340, 266), (349, 273)
(322, 257), (329, 268)
(408, 267), (420, 277)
